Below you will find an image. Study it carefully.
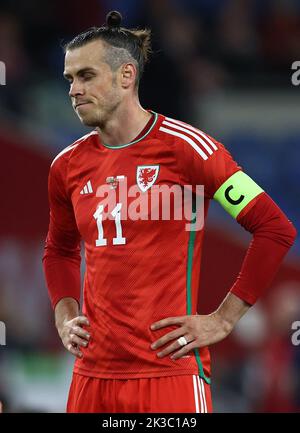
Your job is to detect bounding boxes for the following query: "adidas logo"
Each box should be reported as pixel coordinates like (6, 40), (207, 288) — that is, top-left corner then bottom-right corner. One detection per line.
(80, 180), (93, 195)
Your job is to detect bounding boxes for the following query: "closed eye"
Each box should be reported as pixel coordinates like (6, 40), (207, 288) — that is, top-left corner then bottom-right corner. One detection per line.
(80, 73), (95, 81)
(63, 68), (97, 83)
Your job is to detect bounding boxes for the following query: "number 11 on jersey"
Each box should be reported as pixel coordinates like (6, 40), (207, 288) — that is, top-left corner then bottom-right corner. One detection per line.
(93, 203), (126, 246)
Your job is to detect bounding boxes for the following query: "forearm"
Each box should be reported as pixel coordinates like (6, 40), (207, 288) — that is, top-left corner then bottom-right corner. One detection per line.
(214, 194), (296, 330)
(54, 297), (90, 359)
(215, 292), (250, 332)
(55, 297), (80, 331)
(230, 193), (297, 305)
(42, 192), (82, 310)
(43, 246), (81, 309)
(230, 232), (294, 305)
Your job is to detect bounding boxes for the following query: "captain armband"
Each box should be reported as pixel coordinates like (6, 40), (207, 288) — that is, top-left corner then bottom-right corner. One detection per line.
(213, 171), (264, 219)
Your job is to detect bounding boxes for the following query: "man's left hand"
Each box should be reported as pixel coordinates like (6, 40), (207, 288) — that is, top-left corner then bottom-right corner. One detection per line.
(150, 313), (234, 360)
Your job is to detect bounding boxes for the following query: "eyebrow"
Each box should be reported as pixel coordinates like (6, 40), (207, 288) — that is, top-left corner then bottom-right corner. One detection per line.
(63, 67), (97, 80)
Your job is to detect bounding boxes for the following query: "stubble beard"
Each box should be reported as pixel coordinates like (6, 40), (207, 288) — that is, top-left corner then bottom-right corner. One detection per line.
(77, 99), (119, 128)
(79, 76), (121, 128)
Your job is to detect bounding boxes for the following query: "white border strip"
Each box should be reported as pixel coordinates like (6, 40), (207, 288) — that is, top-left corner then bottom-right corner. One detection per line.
(163, 120), (214, 155)
(51, 143), (79, 167)
(87, 180), (93, 193)
(51, 131), (98, 167)
(166, 116), (218, 151)
(200, 378), (207, 413)
(159, 126), (208, 160)
(197, 376), (207, 413)
(192, 375), (200, 413)
(197, 376), (204, 413)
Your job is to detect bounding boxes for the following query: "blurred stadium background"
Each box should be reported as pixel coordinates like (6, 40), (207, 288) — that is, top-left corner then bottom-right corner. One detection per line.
(0, 0), (300, 412)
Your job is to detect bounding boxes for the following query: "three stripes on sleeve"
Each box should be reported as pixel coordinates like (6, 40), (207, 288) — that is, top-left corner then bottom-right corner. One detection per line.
(159, 117), (218, 161)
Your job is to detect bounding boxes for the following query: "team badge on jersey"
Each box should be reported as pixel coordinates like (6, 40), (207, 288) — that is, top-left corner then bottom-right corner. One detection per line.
(136, 165), (160, 192)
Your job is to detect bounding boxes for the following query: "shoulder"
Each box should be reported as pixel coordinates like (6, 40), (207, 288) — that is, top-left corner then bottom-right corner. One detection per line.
(50, 130), (98, 169)
(157, 115), (219, 161)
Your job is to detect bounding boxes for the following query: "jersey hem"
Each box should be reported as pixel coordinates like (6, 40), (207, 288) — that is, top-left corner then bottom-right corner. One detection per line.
(73, 366), (207, 380)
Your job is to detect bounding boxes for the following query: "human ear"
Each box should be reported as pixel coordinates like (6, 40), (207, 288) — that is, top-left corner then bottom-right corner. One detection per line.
(120, 63), (136, 89)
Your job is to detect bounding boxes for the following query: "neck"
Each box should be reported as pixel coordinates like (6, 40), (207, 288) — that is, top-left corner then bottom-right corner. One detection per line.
(96, 96), (152, 147)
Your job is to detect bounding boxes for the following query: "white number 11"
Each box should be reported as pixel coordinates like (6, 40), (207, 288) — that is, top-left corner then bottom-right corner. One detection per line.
(93, 203), (126, 246)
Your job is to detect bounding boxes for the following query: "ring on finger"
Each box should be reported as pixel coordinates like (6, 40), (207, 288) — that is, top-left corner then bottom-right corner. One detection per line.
(177, 336), (188, 347)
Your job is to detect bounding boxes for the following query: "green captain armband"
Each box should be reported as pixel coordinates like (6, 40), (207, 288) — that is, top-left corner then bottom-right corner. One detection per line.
(213, 171), (264, 219)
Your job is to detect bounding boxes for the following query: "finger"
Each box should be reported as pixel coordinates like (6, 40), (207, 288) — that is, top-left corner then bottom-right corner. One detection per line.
(151, 316), (185, 331)
(151, 328), (183, 350)
(170, 341), (197, 360)
(70, 333), (89, 348)
(71, 326), (91, 341)
(156, 335), (193, 358)
(74, 316), (90, 327)
(67, 342), (83, 358)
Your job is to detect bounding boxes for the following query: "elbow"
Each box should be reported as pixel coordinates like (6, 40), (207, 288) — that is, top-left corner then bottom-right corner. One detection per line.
(271, 218), (297, 248)
(253, 217), (297, 249)
(287, 220), (297, 245)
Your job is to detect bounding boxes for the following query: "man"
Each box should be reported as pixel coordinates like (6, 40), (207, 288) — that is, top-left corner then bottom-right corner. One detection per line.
(43, 11), (297, 413)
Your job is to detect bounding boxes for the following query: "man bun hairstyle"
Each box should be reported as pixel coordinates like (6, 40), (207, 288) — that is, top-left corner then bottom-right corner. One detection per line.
(64, 10), (152, 88)
(106, 10), (122, 29)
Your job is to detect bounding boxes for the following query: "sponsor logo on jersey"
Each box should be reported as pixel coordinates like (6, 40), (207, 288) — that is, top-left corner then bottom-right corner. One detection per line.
(136, 165), (159, 192)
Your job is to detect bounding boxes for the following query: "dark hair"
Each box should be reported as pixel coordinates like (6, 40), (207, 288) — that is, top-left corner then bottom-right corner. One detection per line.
(63, 11), (152, 87)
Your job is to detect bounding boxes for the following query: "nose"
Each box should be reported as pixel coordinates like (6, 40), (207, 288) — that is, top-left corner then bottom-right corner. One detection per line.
(69, 79), (84, 98)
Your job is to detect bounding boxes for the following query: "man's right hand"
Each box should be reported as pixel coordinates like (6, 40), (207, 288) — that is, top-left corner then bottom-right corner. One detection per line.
(54, 297), (90, 358)
(58, 315), (90, 358)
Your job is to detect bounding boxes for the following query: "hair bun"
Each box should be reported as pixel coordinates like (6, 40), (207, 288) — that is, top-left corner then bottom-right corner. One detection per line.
(106, 11), (122, 29)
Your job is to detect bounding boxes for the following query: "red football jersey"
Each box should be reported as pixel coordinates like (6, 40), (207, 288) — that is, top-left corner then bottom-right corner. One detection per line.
(44, 111), (241, 381)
